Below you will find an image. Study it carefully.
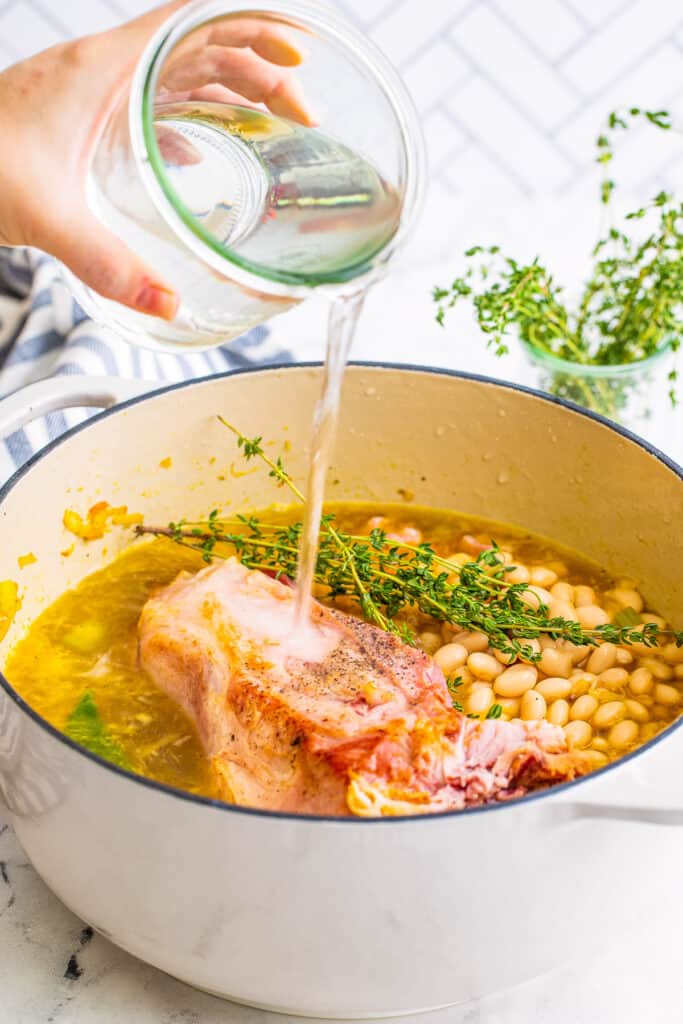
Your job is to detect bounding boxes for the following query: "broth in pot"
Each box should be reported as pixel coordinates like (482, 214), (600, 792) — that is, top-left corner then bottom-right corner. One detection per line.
(6, 502), (682, 809)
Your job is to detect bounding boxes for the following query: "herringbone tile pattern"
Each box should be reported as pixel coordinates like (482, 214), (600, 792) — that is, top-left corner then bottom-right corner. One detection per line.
(2, 0), (683, 196)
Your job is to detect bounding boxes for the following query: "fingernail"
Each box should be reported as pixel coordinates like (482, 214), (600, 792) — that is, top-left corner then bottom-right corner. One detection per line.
(280, 41), (306, 66)
(134, 283), (179, 321)
(270, 94), (319, 128)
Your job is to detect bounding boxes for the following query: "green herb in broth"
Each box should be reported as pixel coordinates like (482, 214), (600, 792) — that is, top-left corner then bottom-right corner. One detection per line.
(65, 691), (130, 769)
(485, 703), (503, 720)
(614, 606), (642, 628)
(445, 674), (502, 718)
(446, 674), (464, 711)
(6, 541), (220, 797)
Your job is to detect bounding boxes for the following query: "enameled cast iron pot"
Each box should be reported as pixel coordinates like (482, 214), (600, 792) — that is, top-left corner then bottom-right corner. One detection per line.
(0, 364), (682, 1019)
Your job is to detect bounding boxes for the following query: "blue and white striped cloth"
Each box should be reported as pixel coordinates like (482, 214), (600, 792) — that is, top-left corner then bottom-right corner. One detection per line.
(0, 247), (293, 483)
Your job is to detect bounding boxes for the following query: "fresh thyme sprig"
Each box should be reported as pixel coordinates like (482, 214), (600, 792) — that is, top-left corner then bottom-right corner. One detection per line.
(434, 107), (682, 416)
(218, 418), (396, 634)
(136, 424), (683, 658)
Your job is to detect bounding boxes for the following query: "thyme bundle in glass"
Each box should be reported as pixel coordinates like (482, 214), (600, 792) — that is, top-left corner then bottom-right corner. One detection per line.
(136, 420), (683, 662)
(433, 108), (682, 419)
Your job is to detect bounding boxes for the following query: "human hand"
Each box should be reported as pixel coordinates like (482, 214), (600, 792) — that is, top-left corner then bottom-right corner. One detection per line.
(0, 1), (311, 320)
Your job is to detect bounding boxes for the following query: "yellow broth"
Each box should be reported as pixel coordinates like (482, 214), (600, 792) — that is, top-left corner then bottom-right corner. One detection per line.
(5, 503), (681, 799)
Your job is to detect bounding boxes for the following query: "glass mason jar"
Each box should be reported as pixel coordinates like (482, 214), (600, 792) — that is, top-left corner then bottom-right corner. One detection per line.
(521, 338), (678, 451)
(65, 0), (425, 351)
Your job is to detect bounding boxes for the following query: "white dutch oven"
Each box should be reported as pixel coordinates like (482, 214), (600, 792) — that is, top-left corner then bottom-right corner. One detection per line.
(0, 364), (681, 1019)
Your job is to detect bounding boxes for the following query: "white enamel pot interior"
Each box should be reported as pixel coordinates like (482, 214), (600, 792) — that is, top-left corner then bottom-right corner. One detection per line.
(0, 364), (682, 1019)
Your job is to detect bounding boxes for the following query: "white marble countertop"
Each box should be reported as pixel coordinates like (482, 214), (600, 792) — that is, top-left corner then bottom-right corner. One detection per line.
(2, 198), (682, 1022)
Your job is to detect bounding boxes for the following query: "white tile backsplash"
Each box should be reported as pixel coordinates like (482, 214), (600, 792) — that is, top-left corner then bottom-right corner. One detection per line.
(402, 38), (469, 111)
(448, 74), (574, 190)
(423, 109), (467, 171)
(368, 0), (473, 66)
(40, 0), (120, 35)
(454, 4), (579, 129)
(0, 2), (62, 56)
(563, 0), (633, 29)
(2, 0), (683, 231)
(559, 0), (683, 93)
(491, 0), (584, 62)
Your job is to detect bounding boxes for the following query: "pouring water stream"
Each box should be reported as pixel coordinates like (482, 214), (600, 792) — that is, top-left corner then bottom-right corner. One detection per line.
(293, 290), (366, 629)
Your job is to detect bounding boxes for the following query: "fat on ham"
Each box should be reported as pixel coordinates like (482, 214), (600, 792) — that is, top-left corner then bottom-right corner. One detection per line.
(138, 558), (586, 816)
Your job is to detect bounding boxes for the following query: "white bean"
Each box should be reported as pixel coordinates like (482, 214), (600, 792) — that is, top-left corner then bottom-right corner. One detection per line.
(467, 652), (502, 682)
(581, 749), (608, 768)
(564, 720), (593, 748)
(653, 683), (681, 707)
(577, 605), (610, 629)
(574, 585), (596, 608)
(520, 586), (552, 611)
(434, 643), (469, 675)
(588, 643), (617, 675)
(535, 677), (572, 701)
(465, 685), (494, 716)
(628, 667), (654, 695)
(639, 657), (673, 681)
(608, 588), (644, 613)
(624, 699), (649, 723)
(562, 641), (591, 666)
(550, 581), (574, 604)
(549, 599), (579, 623)
(662, 643), (683, 666)
(529, 567), (558, 589)
(452, 630), (489, 654)
(597, 667), (629, 690)
(494, 665), (538, 698)
(520, 689), (547, 721)
(548, 699), (570, 726)
(539, 647), (573, 679)
(592, 700), (626, 730)
(506, 564), (530, 585)
(570, 694), (599, 721)
(608, 719), (639, 750)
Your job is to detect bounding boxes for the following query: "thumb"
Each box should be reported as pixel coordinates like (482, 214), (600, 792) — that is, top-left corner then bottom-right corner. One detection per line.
(47, 212), (179, 321)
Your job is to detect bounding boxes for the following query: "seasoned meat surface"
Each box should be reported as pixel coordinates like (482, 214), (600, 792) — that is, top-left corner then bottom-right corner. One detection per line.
(138, 558), (584, 816)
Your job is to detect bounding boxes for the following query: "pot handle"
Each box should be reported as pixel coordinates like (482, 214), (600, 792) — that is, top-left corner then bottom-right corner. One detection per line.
(551, 744), (683, 826)
(0, 376), (153, 440)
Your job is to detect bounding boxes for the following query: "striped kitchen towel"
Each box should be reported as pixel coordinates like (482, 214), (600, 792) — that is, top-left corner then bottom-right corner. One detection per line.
(0, 247), (293, 483)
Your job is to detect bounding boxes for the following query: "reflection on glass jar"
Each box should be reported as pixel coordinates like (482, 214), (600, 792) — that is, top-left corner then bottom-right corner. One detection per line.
(521, 338), (677, 449)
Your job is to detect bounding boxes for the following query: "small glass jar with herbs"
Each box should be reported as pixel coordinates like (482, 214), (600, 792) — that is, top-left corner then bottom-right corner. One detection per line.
(434, 109), (680, 443)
